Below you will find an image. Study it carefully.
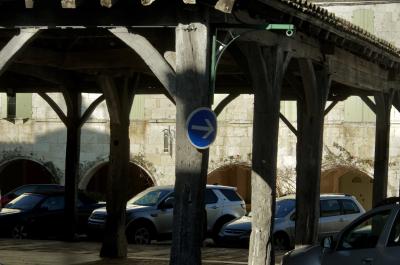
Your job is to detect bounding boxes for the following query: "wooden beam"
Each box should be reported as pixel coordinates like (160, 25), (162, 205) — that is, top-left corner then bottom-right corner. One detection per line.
(279, 113), (297, 136)
(109, 28), (176, 101)
(98, 76), (122, 124)
(373, 91), (393, 207)
(170, 18), (211, 265)
(324, 100), (338, 116)
(79, 94), (105, 127)
(37, 92), (68, 126)
(295, 59), (330, 247)
(213, 93), (240, 117)
(0, 29), (39, 77)
(360, 95), (377, 114)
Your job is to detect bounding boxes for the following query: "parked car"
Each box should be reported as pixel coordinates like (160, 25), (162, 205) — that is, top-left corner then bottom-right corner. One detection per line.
(88, 185), (246, 244)
(0, 184), (64, 207)
(281, 197), (400, 265)
(218, 194), (365, 249)
(0, 191), (104, 239)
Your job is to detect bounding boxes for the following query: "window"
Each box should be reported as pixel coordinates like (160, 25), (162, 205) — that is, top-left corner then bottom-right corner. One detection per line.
(7, 194), (44, 211)
(205, 189), (218, 204)
(219, 189), (242, 202)
(7, 94), (16, 119)
(4, 93), (32, 120)
(128, 189), (170, 206)
(341, 199), (360, 215)
(338, 210), (391, 250)
(388, 212), (400, 247)
(320, 199), (341, 217)
(163, 130), (169, 153)
(40, 196), (64, 211)
(276, 199), (295, 218)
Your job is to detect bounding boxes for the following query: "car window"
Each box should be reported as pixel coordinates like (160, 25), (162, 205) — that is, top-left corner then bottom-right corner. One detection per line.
(128, 189), (170, 206)
(6, 194), (44, 210)
(219, 189), (242, 202)
(387, 211), (400, 247)
(40, 196), (64, 211)
(338, 210), (391, 250)
(276, 199), (295, 218)
(341, 199), (360, 215)
(320, 199), (341, 217)
(205, 189), (218, 204)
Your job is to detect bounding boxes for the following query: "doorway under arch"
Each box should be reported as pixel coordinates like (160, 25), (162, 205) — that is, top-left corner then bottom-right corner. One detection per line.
(0, 158), (56, 194)
(207, 164), (251, 210)
(84, 162), (155, 201)
(321, 167), (373, 210)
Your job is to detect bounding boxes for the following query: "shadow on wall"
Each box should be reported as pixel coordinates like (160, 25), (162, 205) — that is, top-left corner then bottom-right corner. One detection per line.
(321, 166), (373, 210)
(0, 125), (154, 197)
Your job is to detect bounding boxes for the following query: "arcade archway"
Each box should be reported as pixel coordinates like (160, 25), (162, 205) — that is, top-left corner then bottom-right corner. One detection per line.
(207, 164), (251, 210)
(82, 162), (155, 201)
(321, 167), (373, 210)
(0, 158), (56, 194)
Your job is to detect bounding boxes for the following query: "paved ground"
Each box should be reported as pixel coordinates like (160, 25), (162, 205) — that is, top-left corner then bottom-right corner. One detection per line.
(0, 239), (283, 265)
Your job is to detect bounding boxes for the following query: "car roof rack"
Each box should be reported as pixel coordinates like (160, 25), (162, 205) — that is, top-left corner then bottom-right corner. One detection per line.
(374, 197), (400, 207)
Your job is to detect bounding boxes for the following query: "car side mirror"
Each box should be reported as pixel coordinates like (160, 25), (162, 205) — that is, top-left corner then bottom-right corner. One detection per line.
(321, 236), (334, 249)
(160, 197), (174, 209)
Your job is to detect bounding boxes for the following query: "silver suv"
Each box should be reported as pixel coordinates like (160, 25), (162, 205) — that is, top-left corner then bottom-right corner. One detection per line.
(88, 185), (246, 244)
(218, 194), (365, 249)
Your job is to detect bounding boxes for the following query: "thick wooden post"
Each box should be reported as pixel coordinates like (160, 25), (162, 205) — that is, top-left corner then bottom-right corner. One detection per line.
(373, 92), (393, 206)
(170, 15), (211, 265)
(64, 91), (82, 240)
(295, 59), (330, 246)
(99, 76), (134, 258)
(242, 44), (288, 265)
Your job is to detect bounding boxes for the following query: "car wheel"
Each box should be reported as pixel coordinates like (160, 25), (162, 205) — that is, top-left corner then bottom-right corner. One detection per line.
(12, 224), (28, 239)
(212, 216), (235, 244)
(131, 225), (152, 245)
(273, 232), (290, 251)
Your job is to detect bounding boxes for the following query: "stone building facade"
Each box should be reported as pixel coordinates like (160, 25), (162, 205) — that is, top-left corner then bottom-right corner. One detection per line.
(0, 1), (400, 210)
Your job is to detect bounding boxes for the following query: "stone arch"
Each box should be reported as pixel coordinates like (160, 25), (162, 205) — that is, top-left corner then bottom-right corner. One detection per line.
(321, 166), (373, 210)
(0, 157), (56, 194)
(79, 160), (156, 201)
(207, 163), (251, 210)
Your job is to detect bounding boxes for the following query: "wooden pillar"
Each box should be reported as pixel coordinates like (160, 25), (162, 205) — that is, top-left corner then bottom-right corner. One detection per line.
(373, 92), (393, 206)
(295, 59), (330, 246)
(242, 44), (289, 265)
(170, 14), (211, 265)
(63, 90), (82, 240)
(99, 76), (134, 258)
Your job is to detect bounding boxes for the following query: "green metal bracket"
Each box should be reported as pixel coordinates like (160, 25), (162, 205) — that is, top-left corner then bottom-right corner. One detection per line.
(210, 24), (295, 104)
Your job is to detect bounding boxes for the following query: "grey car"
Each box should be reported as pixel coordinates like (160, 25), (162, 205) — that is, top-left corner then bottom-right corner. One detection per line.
(88, 185), (246, 244)
(218, 194), (365, 249)
(282, 197), (400, 265)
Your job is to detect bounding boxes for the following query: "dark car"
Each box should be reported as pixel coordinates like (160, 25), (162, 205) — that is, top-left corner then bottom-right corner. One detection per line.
(0, 191), (104, 239)
(0, 184), (64, 207)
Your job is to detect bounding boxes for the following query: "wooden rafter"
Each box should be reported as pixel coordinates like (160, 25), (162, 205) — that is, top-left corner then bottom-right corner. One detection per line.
(213, 93), (240, 117)
(38, 92), (68, 126)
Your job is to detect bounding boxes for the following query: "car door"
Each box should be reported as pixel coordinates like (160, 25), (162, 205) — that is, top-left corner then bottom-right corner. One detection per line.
(377, 208), (400, 265)
(155, 192), (174, 235)
(30, 195), (65, 237)
(205, 189), (221, 232)
(323, 209), (392, 265)
(339, 199), (363, 228)
(319, 199), (343, 239)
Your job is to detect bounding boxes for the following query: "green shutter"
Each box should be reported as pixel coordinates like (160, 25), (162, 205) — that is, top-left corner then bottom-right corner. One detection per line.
(352, 9), (374, 33)
(130, 95), (145, 120)
(16, 93), (32, 119)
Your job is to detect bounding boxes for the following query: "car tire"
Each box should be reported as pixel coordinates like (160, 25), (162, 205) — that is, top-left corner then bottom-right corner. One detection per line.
(12, 224), (28, 239)
(212, 215), (235, 244)
(129, 224), (152, 245)
(273, 232), (290, 251)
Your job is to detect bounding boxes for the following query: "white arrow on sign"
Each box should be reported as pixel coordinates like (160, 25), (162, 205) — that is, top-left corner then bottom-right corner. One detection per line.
(191, 119), (215, 139)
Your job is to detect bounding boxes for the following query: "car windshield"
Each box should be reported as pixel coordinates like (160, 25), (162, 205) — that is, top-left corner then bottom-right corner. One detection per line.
(128, 189), (170, 206)
(276, 199), (295, 218)
(6, 194), (44, 210)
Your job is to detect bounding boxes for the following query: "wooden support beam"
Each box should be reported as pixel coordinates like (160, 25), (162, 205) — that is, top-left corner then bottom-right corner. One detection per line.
(360, 95), (377, 114)
(98, 75), (135, 258)
(242, 43), (290, 265)
(280, 113), (297, 136)
(295, 59), (330, 247)
(324, 100), (338, 116)
(37, 92), (68, 125)
(373, 91), (394, 207)
(392, 91), (400, 113)
(213, 93), (240, 117)
(79, 94), (105, 127)
(109, 28), (176, 101)
(170, 17), (211, 265)
(0, 29), (39, 77)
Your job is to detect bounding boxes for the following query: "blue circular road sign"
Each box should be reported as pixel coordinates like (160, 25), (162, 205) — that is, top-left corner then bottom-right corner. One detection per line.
(186, 107), (217, 149)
